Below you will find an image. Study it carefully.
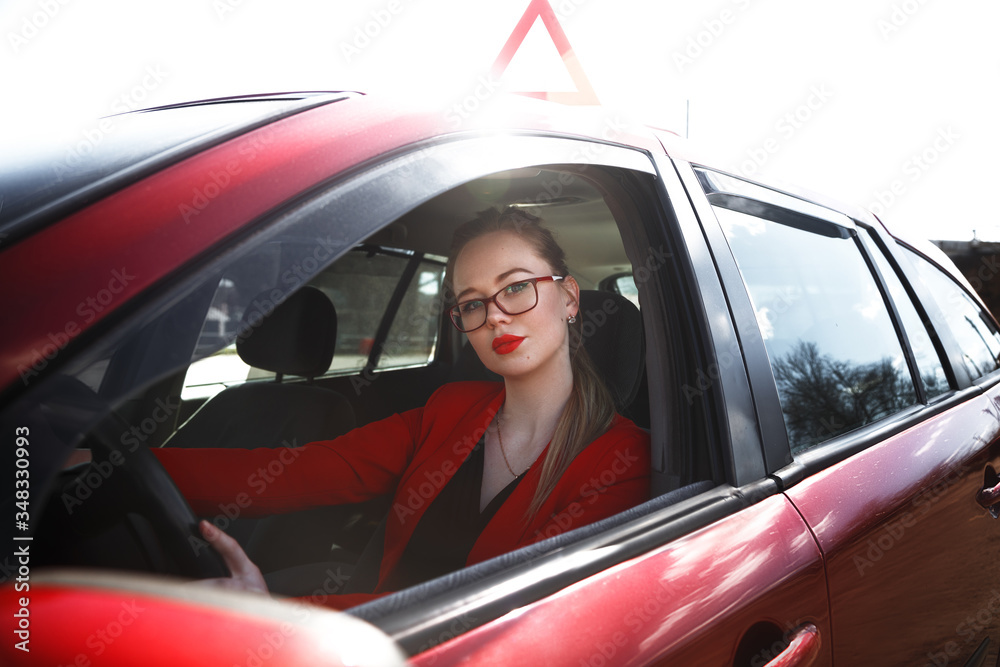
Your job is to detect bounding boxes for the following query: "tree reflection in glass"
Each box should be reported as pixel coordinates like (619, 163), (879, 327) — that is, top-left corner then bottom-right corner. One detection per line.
(772, 341), (916, 449)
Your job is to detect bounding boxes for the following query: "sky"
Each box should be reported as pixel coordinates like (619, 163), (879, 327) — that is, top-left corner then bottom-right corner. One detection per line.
(2, 0), (997, 242)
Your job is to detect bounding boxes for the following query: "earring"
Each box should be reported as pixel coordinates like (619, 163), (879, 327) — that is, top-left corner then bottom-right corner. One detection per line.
(568, 315), (577, 324)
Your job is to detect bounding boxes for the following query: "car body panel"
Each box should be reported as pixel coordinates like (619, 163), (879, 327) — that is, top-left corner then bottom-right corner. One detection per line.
(0, 572), (407, 667)
(786, 386), (1000, 664)
(409, 492), (831, 666)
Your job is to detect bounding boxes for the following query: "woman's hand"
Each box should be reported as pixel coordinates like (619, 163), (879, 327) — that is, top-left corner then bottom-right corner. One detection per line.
(194, 520), (268, 595)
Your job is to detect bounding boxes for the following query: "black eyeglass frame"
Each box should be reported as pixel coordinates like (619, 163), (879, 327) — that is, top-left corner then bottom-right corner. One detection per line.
(448, 275), (566, 332)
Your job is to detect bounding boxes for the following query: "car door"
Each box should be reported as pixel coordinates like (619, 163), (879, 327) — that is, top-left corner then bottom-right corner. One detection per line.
(386, 145), (834, 666)
(682, 162), (1000, 665)
(787, 237), (1000, 667)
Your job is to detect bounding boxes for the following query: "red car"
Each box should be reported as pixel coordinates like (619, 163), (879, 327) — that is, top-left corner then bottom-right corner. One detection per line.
(3, 91), (1000, 666)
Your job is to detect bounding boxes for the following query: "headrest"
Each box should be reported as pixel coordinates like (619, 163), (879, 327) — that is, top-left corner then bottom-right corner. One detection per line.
(577, 290), (645, 409)
(236, 286), (337, 379)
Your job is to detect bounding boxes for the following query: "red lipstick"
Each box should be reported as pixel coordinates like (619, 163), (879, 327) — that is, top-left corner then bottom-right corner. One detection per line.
(492, 335), (525, 355)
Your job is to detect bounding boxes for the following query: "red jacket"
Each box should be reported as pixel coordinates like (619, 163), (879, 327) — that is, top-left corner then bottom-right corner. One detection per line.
(154, 381), (650, 608)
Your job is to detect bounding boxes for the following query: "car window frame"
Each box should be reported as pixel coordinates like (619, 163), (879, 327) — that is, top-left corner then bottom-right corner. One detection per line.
(677, 163), (979, 484)
(350, 150), (778, 654)
(674, 161), (792, 476)
(890, 240), (1000, 391)
(856, 223), (957, 400)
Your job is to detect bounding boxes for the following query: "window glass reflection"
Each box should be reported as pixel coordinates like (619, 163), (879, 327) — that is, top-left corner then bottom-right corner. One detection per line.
(858, 230), (950, 398)
(904, 247), (1000, 380)
(715, 206), (917, 451)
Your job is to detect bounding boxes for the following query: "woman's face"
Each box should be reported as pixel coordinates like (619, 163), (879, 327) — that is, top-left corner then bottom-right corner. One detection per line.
(452, 230), (579, 381)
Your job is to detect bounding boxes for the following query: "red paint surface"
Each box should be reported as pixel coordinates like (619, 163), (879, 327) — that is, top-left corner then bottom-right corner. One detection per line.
(786, 389), (1000, 665)
(412, 493), (832, 666)
(0, 579), (402, 667)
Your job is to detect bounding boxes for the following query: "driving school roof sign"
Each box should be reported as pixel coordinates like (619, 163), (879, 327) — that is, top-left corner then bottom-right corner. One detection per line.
(491, 0), (600, 105)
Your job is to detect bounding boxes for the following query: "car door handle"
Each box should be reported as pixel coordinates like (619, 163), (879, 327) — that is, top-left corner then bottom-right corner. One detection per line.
(976, 481), (1000, 517)
(762, 624), (821, 667)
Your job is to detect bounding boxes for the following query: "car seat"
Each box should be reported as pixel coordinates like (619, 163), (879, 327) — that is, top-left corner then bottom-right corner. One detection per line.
(163, 285), (356, 449)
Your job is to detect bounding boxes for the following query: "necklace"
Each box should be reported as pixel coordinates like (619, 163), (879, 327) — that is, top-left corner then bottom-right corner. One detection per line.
(495, 408), (525, 477)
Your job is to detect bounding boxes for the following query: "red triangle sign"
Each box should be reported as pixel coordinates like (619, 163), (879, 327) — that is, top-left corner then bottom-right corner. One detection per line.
(491, 0), (600, 105)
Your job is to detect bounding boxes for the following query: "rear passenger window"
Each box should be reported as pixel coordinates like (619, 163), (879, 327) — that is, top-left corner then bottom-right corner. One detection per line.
(903, 247), (1000, 380)
(182, 247), (445, 400)
(709, 192), (918, 451)
(858, 229), (950, 398)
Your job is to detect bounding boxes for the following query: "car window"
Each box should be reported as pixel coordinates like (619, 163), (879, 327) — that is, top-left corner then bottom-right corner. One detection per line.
(182, 248), (446, 400)
(712, 204), (918, 452)
(308, 249), (446, 373)
(857, 228), (950, 398)
(902, 246), (1000, 380)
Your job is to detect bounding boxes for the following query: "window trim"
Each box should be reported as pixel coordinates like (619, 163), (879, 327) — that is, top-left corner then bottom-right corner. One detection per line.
(660, 158), (769, 488)
(890, 241), (988, 390)
(854, 225), (929, 405)
(681, 163), (809, 478)
(855, 224), (956, 401)
(683, 165), (950, 480)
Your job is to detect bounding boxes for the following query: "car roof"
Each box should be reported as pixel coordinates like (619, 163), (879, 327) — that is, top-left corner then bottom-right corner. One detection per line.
(0, 92), (352, 246)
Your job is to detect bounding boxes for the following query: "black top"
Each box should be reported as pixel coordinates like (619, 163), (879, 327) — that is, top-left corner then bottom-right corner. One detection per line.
(382, 438), (524, 590)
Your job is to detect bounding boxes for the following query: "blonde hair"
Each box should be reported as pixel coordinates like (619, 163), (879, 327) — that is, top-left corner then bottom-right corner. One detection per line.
(446, 207), (616, 518)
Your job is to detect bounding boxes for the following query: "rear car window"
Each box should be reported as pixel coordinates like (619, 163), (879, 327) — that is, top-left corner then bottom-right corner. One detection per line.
(858, 229), (950, 398)
(902, 247), (1000, 380)
(182, 247), (445, 400)
(713, 205), (918, 451)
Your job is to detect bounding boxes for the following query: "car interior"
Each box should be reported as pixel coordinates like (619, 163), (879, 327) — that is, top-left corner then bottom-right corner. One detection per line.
(32, 162), (717, 604)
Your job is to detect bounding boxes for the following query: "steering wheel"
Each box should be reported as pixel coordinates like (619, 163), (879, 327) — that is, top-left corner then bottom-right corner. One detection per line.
(86, 413), (231, 578)
(50, 376), (229, 579)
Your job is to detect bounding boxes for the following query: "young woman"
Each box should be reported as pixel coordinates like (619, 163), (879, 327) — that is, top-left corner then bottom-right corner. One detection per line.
(153, 206), (651, 607)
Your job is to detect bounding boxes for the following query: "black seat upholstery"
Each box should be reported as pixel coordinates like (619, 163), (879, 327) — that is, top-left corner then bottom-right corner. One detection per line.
(164, 286), (355, 449)
(575, 290), (645, 414)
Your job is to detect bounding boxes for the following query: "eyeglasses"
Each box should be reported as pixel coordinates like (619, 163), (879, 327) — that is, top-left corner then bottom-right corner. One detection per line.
(449, 276), (565, 332)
